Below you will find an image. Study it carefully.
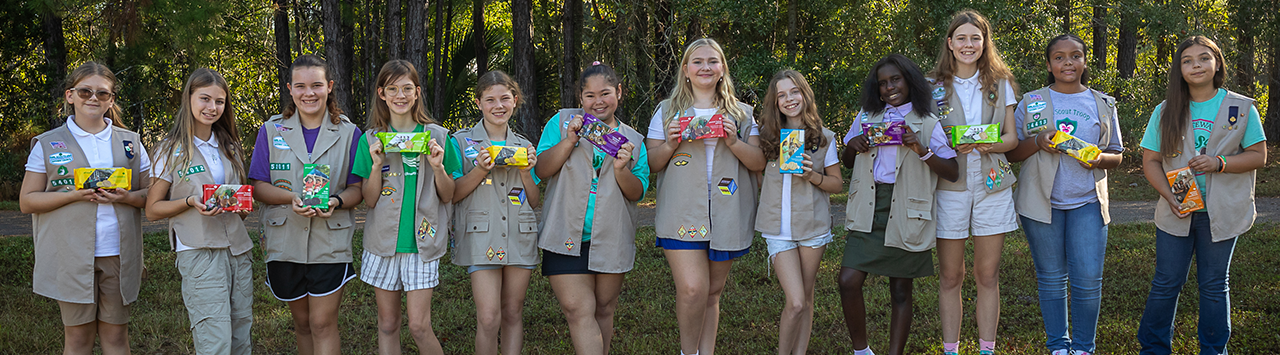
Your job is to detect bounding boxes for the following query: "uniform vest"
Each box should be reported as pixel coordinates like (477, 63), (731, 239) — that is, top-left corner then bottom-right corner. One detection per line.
(363, 124), (453, 262)
(844, 110), (942, 252)
(451, 122), (540, 266)
(755, 128), (837, 241)
(260, 112), (358, 263)
(539, 109), (646, 273)
(165, 144), (254, 255)
(929, 78), (1017, 192)
(1153, 91), (1257, 241)
(30, 124), (144, 304)
(1013, 86), (1118, 225)
(652, 100), (759, 252)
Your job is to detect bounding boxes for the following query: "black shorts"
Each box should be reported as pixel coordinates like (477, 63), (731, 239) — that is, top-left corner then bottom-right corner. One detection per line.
(265, 261), (357, 301)
(542, 241), (599, 276)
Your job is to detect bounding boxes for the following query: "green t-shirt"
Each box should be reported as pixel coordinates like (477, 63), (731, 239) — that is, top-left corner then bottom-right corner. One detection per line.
(536, 112), (651, 242)
(353, 124), (463, 253)
(1139, 88), (1266, 208)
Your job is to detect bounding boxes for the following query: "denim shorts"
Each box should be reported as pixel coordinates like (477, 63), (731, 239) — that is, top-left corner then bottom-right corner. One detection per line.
(764, 233), (834, 260)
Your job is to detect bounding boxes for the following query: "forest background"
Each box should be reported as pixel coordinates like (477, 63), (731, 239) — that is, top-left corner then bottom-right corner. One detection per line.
(0, 0), (1277, 198)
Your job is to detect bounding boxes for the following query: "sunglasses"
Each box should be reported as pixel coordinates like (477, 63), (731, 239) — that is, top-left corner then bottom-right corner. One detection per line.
(70, 88), (115, 101)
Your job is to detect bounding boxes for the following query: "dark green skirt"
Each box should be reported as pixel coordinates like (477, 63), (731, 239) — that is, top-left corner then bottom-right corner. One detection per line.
(841, 183), (934, 278)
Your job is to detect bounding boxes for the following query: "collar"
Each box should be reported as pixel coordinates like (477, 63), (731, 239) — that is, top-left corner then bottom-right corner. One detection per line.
(66, 116), (114, 141)
(953, 70), (982, 87)
(884, 102), (914, 120)
(195, 134), (220, 148)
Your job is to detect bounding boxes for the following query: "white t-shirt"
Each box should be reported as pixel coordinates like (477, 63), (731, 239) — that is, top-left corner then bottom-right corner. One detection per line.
(762, 139), (840, 241)
(25, 117), (152, 257)
(647, 107), (760, 196)
(151, 135), (227, 252)
(952, 71), (1017, 171)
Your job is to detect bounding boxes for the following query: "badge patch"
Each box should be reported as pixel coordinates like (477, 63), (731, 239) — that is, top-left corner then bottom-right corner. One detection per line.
(673, 152), (693, 160)
(49, 141), (66, 149)
(52, 178), (74, 187)
(381, 186), (395, 196)
(464, 146), (479, 159)
(699, 225), (709, 238)
(273, 179), (293, 191)
(688, 225), (702, 238)
(1226, 106), (1240, 130)
(49, 152), (73, 165)
(274, 123), (292, 132)
(932, 86), (946, 100)
(507, 187), (526, 205)
(57, 166), (69, 176)
(381, 165), (391, 173)
(674, 160), (689, 166)
(717, 178), (738, 196)
(123, 141), (135, 159)
(1027, 101), (1047, 113)
(269, 163), (291, 171)
(417, 218), (436, 240)
(1028, 94), (1043, 102)
(565, 238), (575, 251)
(677, 225), (687, 238)
(272, 136), (290, 149)
(496, 247), (506, 261)
(486, 246), (496, 260)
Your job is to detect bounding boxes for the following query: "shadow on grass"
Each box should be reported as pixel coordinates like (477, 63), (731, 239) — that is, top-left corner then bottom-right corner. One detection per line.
(1, 223), (1277, 353)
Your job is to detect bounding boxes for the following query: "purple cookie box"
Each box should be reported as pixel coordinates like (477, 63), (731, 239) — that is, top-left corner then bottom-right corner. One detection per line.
(579, 113), (629, 157)
(861, 120), (905, 146)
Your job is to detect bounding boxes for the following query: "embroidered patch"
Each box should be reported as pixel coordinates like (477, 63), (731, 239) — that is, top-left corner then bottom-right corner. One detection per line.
(381, 165), (391, 173)
(381, 186), (395, 196)
(417, 218), (436, 240)
(932, 86), (946, 100)
(674, 160), (689, 166)
(1026, 112), (1049, 132)
(274, 123), (292, 132)
(717, 178), (737, 196)
(1027, 94), (1043, 102)
(699, 225), (709, 238)
(56, 166), (69, 176)
(1027, 101), (1047, 113)
(673, 152), (693, 160)
(688, 225), (701, 238)
(986, 168), (1000, 190)
(269, 163), (291, 171)
(49, 141), (66, 149)
(1226, 106), (1240, 130)
(183, 165), (207, 176)
(273, 179), (293, 191)
(677, 225), (687, 238)
(507, 187), (526, 205)
(123, 140), (135, 159)
(273, 136), (290, 150)
(486, 246), (496, 260)
(49, 152), (73, 165)
(496, 247), (506, 261)
(52, 178), (74, 187)
(565, 238), (575, 251)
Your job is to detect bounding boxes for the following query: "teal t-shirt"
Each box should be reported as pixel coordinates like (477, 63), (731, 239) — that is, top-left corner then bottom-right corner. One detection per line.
(536, 112), (651, 242)
(353, 124), (462, 253)
(1139, 88), (1266, 208)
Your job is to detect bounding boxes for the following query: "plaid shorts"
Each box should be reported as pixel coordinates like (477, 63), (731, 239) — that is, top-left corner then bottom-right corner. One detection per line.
(359, 250), (440, 291)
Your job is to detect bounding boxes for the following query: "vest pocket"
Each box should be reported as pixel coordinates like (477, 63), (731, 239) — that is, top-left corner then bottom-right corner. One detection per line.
(326, 209), (353, 230)
(906, 197), (933, 220)
(517, 210), (538, 234)
(466, 210), (490, 233)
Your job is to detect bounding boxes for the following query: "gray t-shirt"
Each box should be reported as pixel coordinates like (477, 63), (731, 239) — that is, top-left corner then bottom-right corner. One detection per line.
(1015, 89), (1124, 209)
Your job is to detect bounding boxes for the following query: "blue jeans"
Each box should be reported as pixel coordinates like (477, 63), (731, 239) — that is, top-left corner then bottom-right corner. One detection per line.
(1137, 212), (1236, 355)
(1020, 202), (1107, 353)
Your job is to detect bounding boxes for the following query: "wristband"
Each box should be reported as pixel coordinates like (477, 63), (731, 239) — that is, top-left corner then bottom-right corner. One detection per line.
(331, 195), (345, 209)
(919, 150), (935, 161)
(185, 196), (194, 208)
(1218, 155), (1227, 173)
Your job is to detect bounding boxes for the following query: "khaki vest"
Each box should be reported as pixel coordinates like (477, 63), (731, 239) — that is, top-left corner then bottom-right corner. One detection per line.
(363, 124), (453, 262)
(1154, 91), (1257, 241)
(1014, 87), (1117, 225)
(539, 109), (646, 273)
(451, 122), (540, 266)
(755, 128), (837, 241)
(259, 112), (358, 263)
(30, 125), (144, 304)
(930, 78), (1017, 192)
(652, 100), (759, 251)
(844, 110), (942, 252)
(165, 144), (254, 255)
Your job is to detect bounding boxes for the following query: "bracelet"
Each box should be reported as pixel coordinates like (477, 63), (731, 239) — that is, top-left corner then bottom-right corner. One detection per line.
(331, 195), (345, 209)
(185, 196), (193, 208)
(1218, 155), (1227, 173)
(919, 150), (935, 161)
(815, 174), (824, 185)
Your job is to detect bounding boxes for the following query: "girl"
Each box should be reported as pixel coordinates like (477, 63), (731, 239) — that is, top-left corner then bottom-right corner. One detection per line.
(1006, 34), (1124, 355)
(755, 69), (843, 355)
(645, 38), (765, 355)
(20, 61), (150, 354)
(249, 54), (364, 355)
(927, 10), (1021, 355)
(1136, 36), (1266, 355)
(839, 54), (959, 355)
(145, 68), (254, 354)
(535, 61), (650, 354)
(449, 70), (541, 355)
(353, 60), (455, 355)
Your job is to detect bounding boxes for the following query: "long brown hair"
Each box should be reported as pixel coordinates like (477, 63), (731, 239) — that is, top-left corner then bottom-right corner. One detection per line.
(1159, 36), (1226, 156)
(60, 61), (127, 128)
(760, 70), (827, 161)
(929, 10), (1020, 105)
(368, 60), (437, 132)
(152, 69), (247, 183)
(281, 54), (344, 124)
(661, 38), (750, 126)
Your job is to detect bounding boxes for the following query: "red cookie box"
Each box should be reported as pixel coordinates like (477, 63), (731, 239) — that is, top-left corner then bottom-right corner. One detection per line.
(201, 184), (255, 212)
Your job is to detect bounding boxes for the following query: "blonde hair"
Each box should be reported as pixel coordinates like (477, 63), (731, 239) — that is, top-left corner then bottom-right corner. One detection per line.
(661, 38), (749, 126)
(60, 61), (126, 128)
(152, 68), (247, 183)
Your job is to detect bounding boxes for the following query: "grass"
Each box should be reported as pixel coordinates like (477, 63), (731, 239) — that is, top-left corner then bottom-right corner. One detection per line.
(0, 200), (17, 211)
(1, 224), (1278, 353)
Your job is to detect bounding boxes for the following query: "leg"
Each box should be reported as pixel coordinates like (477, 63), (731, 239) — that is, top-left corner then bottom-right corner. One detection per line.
(699, 258), (734, 355)
(1137, 226), (1196, 355)
(307, 290), (345, 355)
(665, 249), (711, 355)
(373, 288), (404, 355)
(177, 249), (233, 355)
(229, 253), (254, 355)
(470, 269), (504, 355)
(793, 245), (826, 355)
(97, 322), (132, 355)
(936, 238), (968, 344)
(92, 256), (131, 355)
(837, 267), (870, 350)
(499, 266), (534, 355)
(972, 233), (1006, 343)
(1062, 204), (1107, 354)
(773, 249), (806, 355)
(886, 277), (915, 355)
(1189, 215), (1236, 355)
(593, 273), (626, 354)
(405, 288), (444, 355)
(551, 274), (604, 354)
(287, 298), (315, 355)
(62, 322), (97, 355)
(1021, 213), (1071, 352)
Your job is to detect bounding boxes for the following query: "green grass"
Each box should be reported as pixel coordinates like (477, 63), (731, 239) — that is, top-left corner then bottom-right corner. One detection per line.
(1, 225), (1278, 353)
(0, 200), (18, 211)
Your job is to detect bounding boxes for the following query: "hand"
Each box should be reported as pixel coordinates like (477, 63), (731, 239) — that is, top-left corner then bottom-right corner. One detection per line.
(1167, 198), (1192, 219)
(292, 196), (319, 218)
(519, 144), (538, 170)
(1187, 155), (1220, 173)
(236, 209), (250, 219)
(425, 139), (446, 169)
(368, 137), (385, 166)
(1079, 158), (1099, 170)
(721, 118), (740, 146)
(314, 197), (337, 218)
(190, 196), (224, 216)
(1036, 130), (1059, 153)
(70, 189), (98, 203)
(93, 188), (130, 204)
(665, 119), (683, 148)
(613, 142), (635, 170)
(901, 129), (928, 156)
(564, 114), (583, 142)
(798, 154), (820, 182)
(847, 134), (871, 154)
(973, 143), (995, 153)
(474, 148), (496, 171)
(954, 143), (978, 155)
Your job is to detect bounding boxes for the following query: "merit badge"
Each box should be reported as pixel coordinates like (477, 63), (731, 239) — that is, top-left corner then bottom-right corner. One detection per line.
(274, 123), (292, 132)
(49, 152), (73, 165)
(381, 165), (391, 173)
(49, 141), (66, 149)
(1027, 94), (1043, 102)
(273, 136), (290, 150)
(932, 86), (946, 100)
(273, 179), (293, 192)
(1027, 101), (1047, 113)
(1226, 106), (1240, 130)
(123, 140), (135, 159)
(717, 178), (737, 196)
(418, 218), (436, 240)
(699, 225), (709, 238)
(677, 225), (687, 238)
(507, 187), (526, 206)
(688, 225), (702, 238)
(57, 166), (69, 176)
(987, 92), (997, 101)
(486, 246), (496, 260)
(565, 238), (575, 251)
(381, 186), (395, 196)
(496, 247), (506, 261)
(674, 160), (689, 166)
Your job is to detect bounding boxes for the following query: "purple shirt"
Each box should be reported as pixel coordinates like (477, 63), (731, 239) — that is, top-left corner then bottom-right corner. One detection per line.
(249, 124), (363, 185)
(844, 103), (957, 184)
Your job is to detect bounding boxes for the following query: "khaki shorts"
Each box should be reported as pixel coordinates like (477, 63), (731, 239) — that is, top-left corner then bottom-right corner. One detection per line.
(57, 256), (130, 326)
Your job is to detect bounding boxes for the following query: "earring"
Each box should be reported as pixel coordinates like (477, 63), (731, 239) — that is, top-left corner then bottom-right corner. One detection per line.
(686, 78), (691, 84)
(718, 77), (723, 83)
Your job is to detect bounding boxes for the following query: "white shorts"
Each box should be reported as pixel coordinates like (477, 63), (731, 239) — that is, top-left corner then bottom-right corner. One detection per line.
(934, 166), (1018, 239)
(764, 233), (834, 261)
(359, 250), (440, 292)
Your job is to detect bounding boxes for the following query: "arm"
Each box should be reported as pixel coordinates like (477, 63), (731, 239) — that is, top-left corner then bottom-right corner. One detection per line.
(646, 117), (683, 173)
(252, 179), (297, 205)
(453, 149), (494, 202)
(905, 128), (960, 182)
(722, 118), (766, 171)
(145, 178), (224, 220)
(1006, 129), (1052, 162)
(974, 105), (1020, 154)
(1187, 142), (1267, 173)
(518, 144), (540, 208)
(427, 140), (455, 203)
(18, 171), (96, 214)
(803, 159), (845, 194)
(536, 115), (579, 180)
(612, 143), (645, 201)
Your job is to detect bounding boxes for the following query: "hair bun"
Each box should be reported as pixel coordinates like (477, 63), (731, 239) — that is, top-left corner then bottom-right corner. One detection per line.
(592, 61), (602, 66)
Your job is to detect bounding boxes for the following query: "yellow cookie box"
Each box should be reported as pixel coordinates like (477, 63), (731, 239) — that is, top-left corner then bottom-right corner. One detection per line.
(74, 168), (132, 190)
(1050, 131), (1101, 163)
(486, 146), (530, 167)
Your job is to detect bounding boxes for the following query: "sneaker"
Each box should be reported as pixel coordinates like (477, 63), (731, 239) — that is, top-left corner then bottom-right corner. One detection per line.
(979, 351), (994, 355)
(1051, 350), (1069, 355)
(1072, 352), (1093, 355)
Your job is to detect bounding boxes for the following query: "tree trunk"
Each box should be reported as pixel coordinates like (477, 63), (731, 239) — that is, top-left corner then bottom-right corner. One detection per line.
(787, 0), (797, 63)
(1157, 36), (1171, 69)
(322, 0), (351, 114)
(1058, 0), (1072, 33)
(561, 0), (582, 108)
(1266, 42), (1279, 142)
(1092, 1), (1107, 70)
(512, 0), (540, 142)
(388, 0), (402, 59)
(684, 17), (701, 46)
(41, 6), (67, 128)
(1117, 6), (1137, 78)
(1231, 0), (1255, 96)
(632, 2), (652, 120)
(654, 0), (674, 100)
(407, 0), (427, 85)
(472, 0), (487, 75)
(273, 0), (292, 112)
(293, 0), (303, 55)
(434, 0), (453, 120)
(432, 0), (444, 119)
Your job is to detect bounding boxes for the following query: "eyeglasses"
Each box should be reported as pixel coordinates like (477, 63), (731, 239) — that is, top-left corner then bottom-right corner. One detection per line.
(383, 85), (417, 97)
(70, 88), (115, 101)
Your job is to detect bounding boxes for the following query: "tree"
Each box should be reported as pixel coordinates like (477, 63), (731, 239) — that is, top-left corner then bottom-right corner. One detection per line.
(512, 0), (539, 141)
(40, 4), (66, 128)
(787, 0), (797, 63)
(322, 0), (351, 113)
(388, 0), (401, 59)
(407, 0), (426, 85)
(472, 0), (486, 75)
(1092, 0), (1107, 70)
(1230, 0), (1256, 96)
(1058, 0), (1072, 33)
(432, 0), (445, 119)
(274, 0), (292, 112)
(561, 0), (582, 108)
(1117, 4), (1137, 78)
